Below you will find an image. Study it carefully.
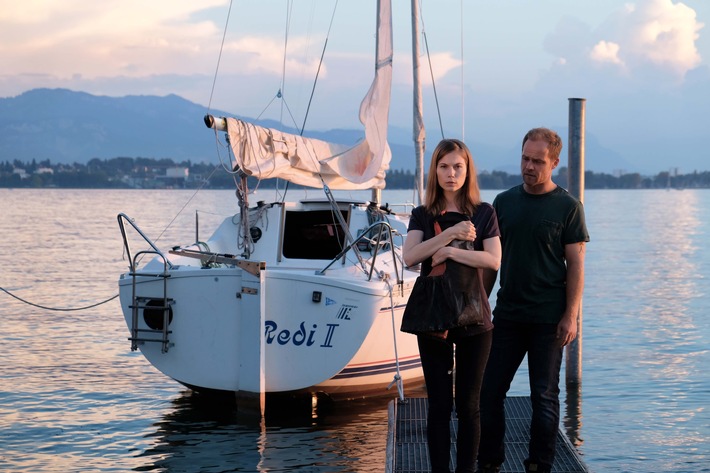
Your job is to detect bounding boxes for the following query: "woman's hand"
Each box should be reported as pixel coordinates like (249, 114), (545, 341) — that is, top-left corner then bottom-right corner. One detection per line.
(431, 247), (451, 266)
(446, 220), (476, 242)
(430, 221), (476, 266)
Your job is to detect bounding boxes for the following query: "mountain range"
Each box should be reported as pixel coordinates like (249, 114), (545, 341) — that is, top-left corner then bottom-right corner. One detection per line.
(0, 88), (628, 174)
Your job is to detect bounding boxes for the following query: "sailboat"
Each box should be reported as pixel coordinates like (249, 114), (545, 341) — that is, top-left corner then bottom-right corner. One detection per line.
(117, 0), (427, 406)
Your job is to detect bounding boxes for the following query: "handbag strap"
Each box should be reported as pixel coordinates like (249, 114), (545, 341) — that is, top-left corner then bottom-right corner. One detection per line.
(428, 218), (446, 276)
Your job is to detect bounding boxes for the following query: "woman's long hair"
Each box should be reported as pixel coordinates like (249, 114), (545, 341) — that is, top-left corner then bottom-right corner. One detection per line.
(424, 138), (481, 216)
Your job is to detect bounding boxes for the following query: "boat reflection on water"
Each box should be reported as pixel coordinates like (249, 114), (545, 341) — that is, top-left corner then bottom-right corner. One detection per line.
(135, 389), (422, 472)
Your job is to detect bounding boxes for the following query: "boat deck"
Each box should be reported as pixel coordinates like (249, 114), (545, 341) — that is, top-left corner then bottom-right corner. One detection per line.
(386, 396), (590, 473)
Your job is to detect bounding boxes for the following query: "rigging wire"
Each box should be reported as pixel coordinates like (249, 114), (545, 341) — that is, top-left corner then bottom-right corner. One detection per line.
(206, 0), (234, 113)
(0, 286), (118, 312)
(418, 0), (445, 140)
(147, 166), (220, 249)
(274, 0), (348, 221)
(255, 90), (300, 131)
(300, 0), (339, 135)
(460, 0), (465, 140)
(280, 1), (294, 125)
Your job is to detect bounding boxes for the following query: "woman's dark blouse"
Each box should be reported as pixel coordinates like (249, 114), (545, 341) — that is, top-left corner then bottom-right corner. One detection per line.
(407, 203), (500, 337)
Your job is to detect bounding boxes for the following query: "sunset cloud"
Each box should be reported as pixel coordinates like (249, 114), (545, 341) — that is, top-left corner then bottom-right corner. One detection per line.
(590, 40), (624, 65)
(225, 36), (327, 78)
(599, 0), (704, 77)
(0, 1), (224, 78)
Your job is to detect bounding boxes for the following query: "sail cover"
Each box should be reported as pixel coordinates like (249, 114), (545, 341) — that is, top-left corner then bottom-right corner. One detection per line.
(225, 0), (392, 190)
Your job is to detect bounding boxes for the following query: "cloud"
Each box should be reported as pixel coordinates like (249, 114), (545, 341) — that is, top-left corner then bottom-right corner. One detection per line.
(225, 36), (326, 79)
(0, 1), (225, 79)
(393, 51), (462, 88)
(543, 15), (594, 64)
(541, 0), (703, 82)
(596, 0), (704, 78)
(590, 41), (624, 66)
(0, 1), (380, 107)
(523, 1), (710, 174)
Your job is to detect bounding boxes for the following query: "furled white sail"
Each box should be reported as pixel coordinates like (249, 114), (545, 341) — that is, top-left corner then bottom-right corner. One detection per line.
(224, 0), (393, 190)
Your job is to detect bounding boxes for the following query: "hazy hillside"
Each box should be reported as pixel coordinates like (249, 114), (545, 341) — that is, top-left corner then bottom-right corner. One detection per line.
(0, 88), (628, 173)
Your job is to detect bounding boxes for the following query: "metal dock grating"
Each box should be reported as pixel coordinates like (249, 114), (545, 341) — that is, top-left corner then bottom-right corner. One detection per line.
(386, 396), (590, 473)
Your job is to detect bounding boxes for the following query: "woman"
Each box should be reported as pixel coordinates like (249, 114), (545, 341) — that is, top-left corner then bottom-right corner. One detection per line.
(403, 139), (501, 473)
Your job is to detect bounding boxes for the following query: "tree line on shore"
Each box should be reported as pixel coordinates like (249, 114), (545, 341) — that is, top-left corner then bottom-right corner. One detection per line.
(2, 157), (709, 190)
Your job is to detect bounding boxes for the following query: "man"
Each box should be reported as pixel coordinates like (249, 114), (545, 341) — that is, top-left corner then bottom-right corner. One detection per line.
(477, 128), (589, 473)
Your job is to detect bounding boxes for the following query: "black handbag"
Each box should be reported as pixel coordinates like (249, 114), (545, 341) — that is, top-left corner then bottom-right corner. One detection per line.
(400, 212), (485, 335)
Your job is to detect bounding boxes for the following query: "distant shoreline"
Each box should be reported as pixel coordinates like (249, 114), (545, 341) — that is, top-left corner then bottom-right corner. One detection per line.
(2, 157), (709, 190)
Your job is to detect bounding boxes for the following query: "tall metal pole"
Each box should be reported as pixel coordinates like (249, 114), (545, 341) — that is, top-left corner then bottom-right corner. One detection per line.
(411, 0), (425, 205)
(371, 0), (390, 207)
(566, 98), (586, 386)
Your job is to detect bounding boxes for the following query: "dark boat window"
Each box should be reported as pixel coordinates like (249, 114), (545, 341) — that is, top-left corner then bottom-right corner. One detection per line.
(282, 210), (348, 259)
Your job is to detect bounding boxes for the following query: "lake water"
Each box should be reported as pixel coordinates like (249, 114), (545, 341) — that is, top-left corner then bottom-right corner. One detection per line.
(1, 187), (708, 473)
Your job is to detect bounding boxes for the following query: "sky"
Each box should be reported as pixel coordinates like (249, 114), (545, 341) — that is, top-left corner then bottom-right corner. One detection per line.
(1, 0), (709, 174)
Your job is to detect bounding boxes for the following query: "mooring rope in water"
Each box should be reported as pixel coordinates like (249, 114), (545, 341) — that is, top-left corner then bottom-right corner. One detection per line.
(0, 286), (118, 312)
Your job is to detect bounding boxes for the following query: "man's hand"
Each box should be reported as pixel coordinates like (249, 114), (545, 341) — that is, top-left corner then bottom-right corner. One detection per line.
(556, 315), (578, 347)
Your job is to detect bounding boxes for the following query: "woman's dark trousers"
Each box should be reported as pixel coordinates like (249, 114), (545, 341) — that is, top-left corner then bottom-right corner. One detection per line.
(418, 330), (492, 473)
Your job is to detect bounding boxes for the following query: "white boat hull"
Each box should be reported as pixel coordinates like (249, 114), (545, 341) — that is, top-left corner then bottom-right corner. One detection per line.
(117, 200), (424, 400)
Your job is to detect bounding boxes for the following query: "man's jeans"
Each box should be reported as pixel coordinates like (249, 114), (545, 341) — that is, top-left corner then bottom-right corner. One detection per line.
(478, 318), (563, 471)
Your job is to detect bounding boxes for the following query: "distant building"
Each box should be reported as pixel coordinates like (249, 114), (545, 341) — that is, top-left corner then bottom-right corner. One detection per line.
(12, 168), (28, 179)
(154, 167), (190, 188)
(166, 167), (189, 179)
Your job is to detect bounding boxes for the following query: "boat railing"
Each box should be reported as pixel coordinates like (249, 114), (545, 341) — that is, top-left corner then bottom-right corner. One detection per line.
(317, 220), (403, 284)
(380, 202), (417, 213)
(117, 212), (173, 272)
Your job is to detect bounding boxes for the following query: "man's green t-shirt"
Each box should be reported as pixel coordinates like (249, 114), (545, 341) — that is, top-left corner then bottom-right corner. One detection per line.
(493, 185), (590, 324)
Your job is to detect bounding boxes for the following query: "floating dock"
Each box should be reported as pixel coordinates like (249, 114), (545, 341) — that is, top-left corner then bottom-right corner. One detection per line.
(386, 396), (590, 473)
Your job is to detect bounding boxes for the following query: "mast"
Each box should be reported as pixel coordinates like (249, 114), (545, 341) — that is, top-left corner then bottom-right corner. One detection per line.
(411, 0), (426, 205)
(371, 0), (392, 206)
